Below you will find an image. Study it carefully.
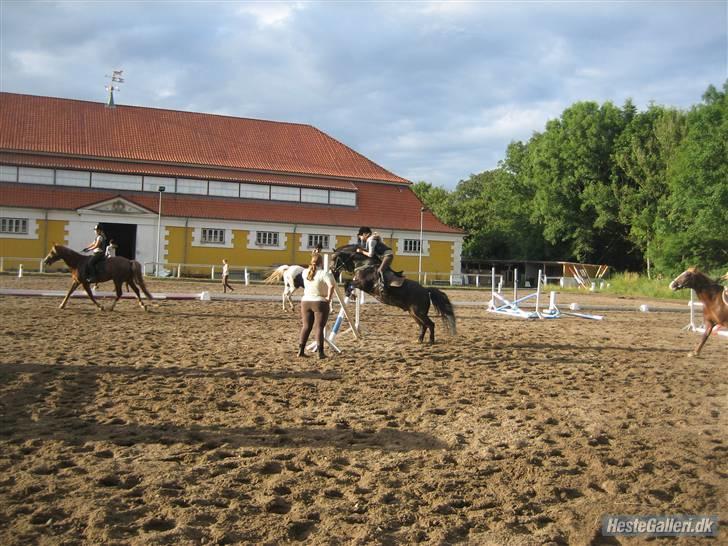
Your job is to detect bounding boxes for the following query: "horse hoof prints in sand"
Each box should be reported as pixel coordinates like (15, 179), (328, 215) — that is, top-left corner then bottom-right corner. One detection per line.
(670, 267), (728, 357)
(43, 245), (153, 311)
(332, 244), (456, 344)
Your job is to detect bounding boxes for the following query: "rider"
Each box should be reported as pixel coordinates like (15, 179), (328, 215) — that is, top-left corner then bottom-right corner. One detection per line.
(83, 224), (108, 283)
(355, 226), (403, 288)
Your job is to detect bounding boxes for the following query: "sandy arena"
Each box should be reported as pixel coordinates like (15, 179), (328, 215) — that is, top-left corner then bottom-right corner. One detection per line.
(0, 275), (725, 545)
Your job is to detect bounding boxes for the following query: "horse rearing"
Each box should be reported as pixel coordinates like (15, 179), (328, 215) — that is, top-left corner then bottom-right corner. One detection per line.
(43, 244), (153, 311)
(332, 244), (456, 343)
(669, 267), (728, 357)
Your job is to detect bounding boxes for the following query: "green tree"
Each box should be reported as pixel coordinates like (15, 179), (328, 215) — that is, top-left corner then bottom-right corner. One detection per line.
(612, 105), (688, 275)
(653, 82), (728, 273)
(525, 101), (632, 266)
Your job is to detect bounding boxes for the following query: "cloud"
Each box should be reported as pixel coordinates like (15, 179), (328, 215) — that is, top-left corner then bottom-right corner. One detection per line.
(0, 0), (725, 189)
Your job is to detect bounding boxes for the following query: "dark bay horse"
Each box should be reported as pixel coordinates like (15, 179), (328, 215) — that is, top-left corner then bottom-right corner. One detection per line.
(670, 267), (728, 356)
(43, 245), (153, 311)
(332, 244), (456, 343)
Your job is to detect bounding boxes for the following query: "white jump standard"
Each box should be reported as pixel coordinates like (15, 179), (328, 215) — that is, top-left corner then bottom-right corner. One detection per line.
(487, 267), (603, 321)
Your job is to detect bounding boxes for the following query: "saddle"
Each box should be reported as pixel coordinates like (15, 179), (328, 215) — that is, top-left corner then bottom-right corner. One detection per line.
(382, 268), (405, 288)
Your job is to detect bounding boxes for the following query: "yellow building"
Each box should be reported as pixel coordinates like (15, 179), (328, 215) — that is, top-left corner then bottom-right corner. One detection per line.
(0, 93), (464, 278)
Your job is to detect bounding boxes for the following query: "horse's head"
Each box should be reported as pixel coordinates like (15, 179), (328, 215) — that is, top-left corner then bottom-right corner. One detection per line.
(331, 244), (360, 275)
(669, 267), (710, 291)
(43, 245), (61, 266)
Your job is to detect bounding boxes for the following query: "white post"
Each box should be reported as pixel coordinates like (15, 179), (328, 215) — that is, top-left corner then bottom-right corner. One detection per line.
(418, 207), (424, 283)
(155, 187), (164, 276)
(39, 259), (44, 273)
(177, 264), (181, 278)
(18, 264), (23, 278)
(211, 266), (215, 280)
(244, 267), (250, 286)
(0, 256), (4, 272)
(535, 269), (542, 316)
(513, 268), (518, 302)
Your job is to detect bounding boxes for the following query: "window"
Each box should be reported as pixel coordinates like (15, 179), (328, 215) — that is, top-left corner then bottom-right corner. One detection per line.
(1, 218), (28, 234)
(144, 176), (175, 192)
(403, 239), (421, 253)
(301, 188), (329, 204)
(256, 231), (279, 246)
(57, 169), (91, 187)
(201, 228), (225, 244)
(270, 186), (300, 202)
(209, 180), (240, 197)
(0, 165), (18, 182)
(177, 178), (208, 195)
(19, 167), (54, 185)
(240, 183), (270, 199)
(330, 190), (356, 206)
(91, 172), (143, 191)
(307, 234), (329, 249)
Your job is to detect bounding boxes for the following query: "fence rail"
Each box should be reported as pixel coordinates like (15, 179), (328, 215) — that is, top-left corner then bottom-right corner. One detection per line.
(1, 256), (588, 288)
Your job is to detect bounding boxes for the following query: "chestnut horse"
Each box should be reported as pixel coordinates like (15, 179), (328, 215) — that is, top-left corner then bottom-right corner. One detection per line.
(43, 245), (153, 311)
(670, 267), (728, 356)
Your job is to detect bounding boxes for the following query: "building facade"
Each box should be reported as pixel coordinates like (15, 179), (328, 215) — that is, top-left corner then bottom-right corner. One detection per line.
(0, 93), (464, 277)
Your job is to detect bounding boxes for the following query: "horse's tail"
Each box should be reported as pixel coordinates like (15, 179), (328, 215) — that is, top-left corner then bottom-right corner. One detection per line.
(264, 265), (288, 284)
(131, 261), (154, 299)
(428, 287), (457, 336)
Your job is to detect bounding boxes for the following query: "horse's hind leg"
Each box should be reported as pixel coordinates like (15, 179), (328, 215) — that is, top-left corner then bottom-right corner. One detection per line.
(60, 280), (80, 309)
(690, 321), (714, 357)
(409, 309), (434, 344)
(127, 280), (146, 311)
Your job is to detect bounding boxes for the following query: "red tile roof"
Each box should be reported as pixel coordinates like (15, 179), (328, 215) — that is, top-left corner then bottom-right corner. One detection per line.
(0, 92), (407, 184)
(0, 92), (462, 235)
(0, 182), (463, 234)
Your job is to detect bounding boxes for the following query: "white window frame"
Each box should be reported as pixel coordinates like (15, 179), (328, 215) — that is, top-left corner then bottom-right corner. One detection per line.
(307, 234), (330, 250)
(256, 231), (279, 246)
(0, 217), (28, 234)
(201, 228), (225, 245)
(403, 239), (421, 254)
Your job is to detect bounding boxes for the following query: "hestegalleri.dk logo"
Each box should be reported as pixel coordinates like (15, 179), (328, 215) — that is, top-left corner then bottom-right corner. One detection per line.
(602, 515), (718, 537)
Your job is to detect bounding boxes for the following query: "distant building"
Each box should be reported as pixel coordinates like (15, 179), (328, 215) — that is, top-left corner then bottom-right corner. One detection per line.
(0, 93), (463, 276)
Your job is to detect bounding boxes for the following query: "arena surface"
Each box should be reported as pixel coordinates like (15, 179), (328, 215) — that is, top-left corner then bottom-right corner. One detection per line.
(0, 276), (725, 545)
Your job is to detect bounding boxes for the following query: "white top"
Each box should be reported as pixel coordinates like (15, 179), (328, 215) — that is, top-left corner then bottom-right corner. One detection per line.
(222, 263), (229, 276)
(301, 268), (335, 302)
(105, 245), (116, 258)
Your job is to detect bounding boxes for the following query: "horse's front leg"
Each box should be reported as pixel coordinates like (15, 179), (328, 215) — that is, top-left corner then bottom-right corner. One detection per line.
(107, 281), (123, 311)
(81, 281), (104, 310)
(59, 280), (80, 309)
(690, 321), (714, 357)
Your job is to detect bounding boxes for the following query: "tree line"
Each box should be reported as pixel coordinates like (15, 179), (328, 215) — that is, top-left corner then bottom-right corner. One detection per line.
(413, 81), (727, 276)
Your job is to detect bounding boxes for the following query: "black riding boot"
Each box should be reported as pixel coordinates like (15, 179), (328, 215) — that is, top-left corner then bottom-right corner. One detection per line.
(297, 344), (308, 358)
(318, 347), (327, 359)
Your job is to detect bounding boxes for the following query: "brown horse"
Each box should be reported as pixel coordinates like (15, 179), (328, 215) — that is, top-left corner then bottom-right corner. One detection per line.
(670, 267), (728, 356)
(43, 244), (153, 311)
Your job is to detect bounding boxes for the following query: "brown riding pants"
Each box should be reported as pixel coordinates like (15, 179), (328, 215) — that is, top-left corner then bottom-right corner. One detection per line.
(299, 300), (330, 347)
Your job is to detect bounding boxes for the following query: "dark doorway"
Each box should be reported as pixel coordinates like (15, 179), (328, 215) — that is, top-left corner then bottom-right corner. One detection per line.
(100, 222), (137, 260)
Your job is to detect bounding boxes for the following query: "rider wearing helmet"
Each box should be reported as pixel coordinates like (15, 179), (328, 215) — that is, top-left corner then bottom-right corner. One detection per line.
(83, 224), (108, 283)
(355, 226), (404, 288)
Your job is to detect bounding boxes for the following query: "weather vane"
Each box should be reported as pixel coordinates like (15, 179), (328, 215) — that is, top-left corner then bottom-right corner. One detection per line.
(104, 69), (124, 108)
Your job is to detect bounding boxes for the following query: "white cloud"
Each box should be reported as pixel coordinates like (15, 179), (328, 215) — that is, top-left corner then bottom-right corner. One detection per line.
(235, 1), (305, 28)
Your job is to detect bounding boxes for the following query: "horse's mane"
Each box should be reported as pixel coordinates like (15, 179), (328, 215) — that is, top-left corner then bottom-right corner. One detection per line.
(685, 267), (723, 289)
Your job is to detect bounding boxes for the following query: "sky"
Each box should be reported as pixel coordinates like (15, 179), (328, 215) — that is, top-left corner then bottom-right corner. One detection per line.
(0, 1), (726, 189)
